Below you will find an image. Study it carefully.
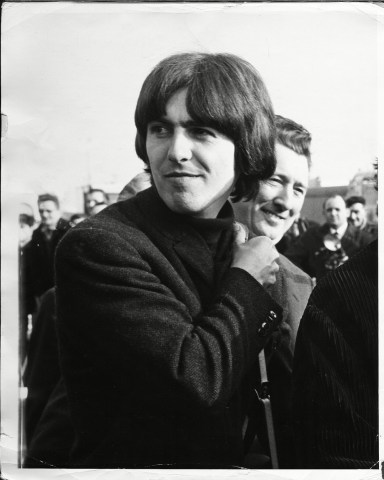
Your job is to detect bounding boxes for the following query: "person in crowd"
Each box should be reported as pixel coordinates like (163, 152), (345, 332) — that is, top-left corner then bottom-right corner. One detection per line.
(84, 188), (109, 216)
(34, 52), (283, 469)
(292, 236), (378, 468)
(23, 194), (70, 315)
(233, 114), (313, 467)
(19, 212), (36, 361)
(285, 194), (371, 280)
(22, 288), (60, 452)
(69, 213), (87, 227)
(88, 202), (109, 216)
(19, 213), (35, 248)
(118, 171), (152, 201)
(345, 195), (378, 239)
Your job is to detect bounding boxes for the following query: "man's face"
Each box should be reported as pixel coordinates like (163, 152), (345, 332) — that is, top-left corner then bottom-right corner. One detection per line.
(38, 201), (61, 229)
(19, 222), (33, 247)
(85, 191), (106, 214)
(348, 202), (366, 228)
(323, 196), (348, 229)
(146, 88), (236, 219)
(249, 143), (309, 243)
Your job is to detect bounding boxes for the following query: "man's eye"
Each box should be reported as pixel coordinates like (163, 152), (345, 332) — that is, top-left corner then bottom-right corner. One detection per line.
(191, 127), (214, 138)
(148, 124), (170, 136)
(268, 177), (282, 185)
(294, 187), (306, 196)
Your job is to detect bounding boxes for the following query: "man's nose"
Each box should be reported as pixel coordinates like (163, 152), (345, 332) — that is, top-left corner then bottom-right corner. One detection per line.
(274, 187), (294, 211)
(168, 132), (192, 163)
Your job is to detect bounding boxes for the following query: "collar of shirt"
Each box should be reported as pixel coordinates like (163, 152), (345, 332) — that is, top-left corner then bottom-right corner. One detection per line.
(329, 222), (348, 238)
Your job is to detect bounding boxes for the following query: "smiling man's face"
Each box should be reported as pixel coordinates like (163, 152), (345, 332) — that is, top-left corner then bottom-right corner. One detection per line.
(249, 143), (309, 243)
(146, 88), (236, 219)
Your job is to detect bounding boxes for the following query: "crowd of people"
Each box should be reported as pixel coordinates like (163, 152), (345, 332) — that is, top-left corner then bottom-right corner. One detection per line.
(18, 52), (378, 470)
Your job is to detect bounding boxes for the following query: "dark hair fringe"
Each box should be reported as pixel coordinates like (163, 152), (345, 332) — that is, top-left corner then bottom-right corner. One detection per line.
(345, 195), (366, 207)
(134, 52), (276, 202)
(38, 193), (60, 208)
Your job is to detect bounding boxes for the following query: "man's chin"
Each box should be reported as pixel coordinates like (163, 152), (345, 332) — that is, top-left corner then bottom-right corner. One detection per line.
(251, 225), (282, 245)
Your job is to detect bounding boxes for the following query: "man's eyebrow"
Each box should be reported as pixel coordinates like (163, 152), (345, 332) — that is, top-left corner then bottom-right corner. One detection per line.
(294, 179), (308, 189)
(272, 173), (308, 188)
(149, 117), (202, 129)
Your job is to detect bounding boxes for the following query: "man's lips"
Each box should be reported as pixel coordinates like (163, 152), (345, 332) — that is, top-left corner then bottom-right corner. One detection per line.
(164, 172), (201, 178)
(261, 208), (287, 221)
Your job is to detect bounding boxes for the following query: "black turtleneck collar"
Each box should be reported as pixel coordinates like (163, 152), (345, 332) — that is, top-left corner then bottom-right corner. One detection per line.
(187, 202), (234, 253)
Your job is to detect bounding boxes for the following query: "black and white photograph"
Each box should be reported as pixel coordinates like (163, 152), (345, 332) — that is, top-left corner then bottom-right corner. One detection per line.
(1, 2), (382, 479)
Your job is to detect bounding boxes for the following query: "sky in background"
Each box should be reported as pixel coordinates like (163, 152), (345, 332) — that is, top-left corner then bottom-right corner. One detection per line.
(2, 2), (383, 214)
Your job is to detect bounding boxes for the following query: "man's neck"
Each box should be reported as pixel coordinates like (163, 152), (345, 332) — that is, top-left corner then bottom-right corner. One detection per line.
(328, 222), (348, 238)
(41, 220), (59, 234)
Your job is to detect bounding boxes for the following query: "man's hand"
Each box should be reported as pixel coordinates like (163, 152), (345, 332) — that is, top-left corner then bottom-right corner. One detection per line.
(232, 234), (279, 286)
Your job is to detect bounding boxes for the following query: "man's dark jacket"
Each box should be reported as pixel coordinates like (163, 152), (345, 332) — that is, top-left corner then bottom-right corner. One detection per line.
(23, 218), (70, 312)
(54, 187), (282, 468)
(285, 222), (371, 279)
(292, 240), (378, 468)
(23, 288), (60, 450)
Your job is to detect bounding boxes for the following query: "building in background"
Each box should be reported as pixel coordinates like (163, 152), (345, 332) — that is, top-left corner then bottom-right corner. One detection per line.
(301, 168), (377, 225)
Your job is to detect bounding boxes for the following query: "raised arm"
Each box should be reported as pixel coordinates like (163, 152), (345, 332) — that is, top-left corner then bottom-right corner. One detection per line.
(56, 225), (282, 414)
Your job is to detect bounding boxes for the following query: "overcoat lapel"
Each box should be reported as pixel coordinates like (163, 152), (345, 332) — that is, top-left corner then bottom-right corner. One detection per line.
(127, 187), (216, 304)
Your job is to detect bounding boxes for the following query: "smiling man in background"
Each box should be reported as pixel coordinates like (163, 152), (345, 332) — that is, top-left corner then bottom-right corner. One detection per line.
(233, 114), (313, 467)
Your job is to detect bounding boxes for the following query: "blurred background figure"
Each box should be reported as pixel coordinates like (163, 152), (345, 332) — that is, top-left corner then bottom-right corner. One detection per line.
(69, 213), (87, 227)
(345, 195), (377, 240)
(19, 212), (35, 249)
(19, 195), (69, 461)
(23, 194), (70, 317)
(285, 194), (371, 280)
(117, 171), (151, 202)
(19, 208), (36, 362)
(22, 287), (61, 455)
(84, 188), (109, 216)
(88, 202), (108, 216)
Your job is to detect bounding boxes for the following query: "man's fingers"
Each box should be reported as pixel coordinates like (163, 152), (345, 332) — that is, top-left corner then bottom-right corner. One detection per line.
(233, 222), (249, 245)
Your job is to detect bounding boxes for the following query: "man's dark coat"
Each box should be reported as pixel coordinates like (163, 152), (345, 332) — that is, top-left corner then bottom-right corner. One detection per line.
(23, 218), (70, 312)
(292, 240), (378, 468)
(53, 187), (282, 468)
(285, 222), (371, 279)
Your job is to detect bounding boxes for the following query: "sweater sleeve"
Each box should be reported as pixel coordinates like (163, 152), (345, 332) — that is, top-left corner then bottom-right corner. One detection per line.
(55, 225), (282, 413)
